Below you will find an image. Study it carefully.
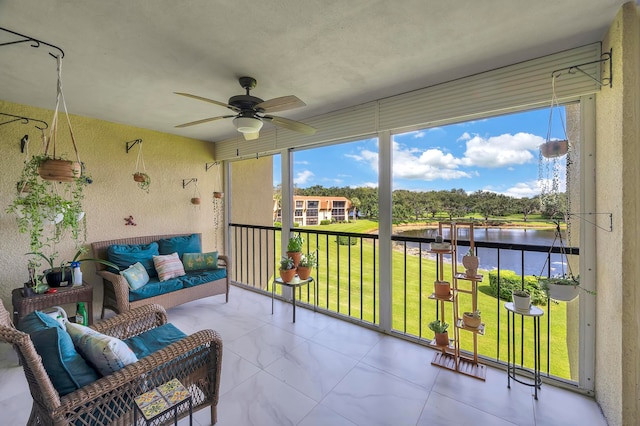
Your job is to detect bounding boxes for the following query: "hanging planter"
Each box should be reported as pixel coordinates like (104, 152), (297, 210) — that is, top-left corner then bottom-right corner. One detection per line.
(38, 158), (82, 182)
(540, 139), (568, 159)
(211, 162), (224, 198)
(191, 181), (202, 205)
(132, 142), (151, 193)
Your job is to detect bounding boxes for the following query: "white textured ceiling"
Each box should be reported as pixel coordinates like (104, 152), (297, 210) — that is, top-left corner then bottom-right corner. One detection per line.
(0, 0), (626, 143)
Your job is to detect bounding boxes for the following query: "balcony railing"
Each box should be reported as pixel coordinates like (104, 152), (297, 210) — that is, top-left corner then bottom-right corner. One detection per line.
(229, 223), (581, 384)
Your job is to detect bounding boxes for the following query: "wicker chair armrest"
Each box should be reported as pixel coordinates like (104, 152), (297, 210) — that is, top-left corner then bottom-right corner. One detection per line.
(217, 254), (229, 268)
(56, 329), (223, 423)
(90, 304), (167, 339)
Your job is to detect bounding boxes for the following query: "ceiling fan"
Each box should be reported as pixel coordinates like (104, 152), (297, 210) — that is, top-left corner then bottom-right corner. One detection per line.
(175, 76), (316, 140)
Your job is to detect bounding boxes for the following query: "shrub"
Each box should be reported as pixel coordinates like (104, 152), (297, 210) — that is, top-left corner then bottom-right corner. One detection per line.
(320, 220), (331, 225)
(337, 235), (358, 246)
(488, 270), (546, 305)
(273, 221), (282, 228)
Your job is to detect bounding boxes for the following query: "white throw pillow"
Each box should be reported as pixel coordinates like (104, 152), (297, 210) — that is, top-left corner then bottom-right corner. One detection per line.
(66, 322), (138, 376)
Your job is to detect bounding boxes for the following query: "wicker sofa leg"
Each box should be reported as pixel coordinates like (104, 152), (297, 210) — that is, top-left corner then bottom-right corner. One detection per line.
(211, 404), (217, 425)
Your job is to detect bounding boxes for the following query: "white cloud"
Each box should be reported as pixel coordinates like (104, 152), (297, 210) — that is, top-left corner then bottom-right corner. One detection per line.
(457, 132), (471, 141)
(501, 181), (541, 198)
(295, 160), (309, 165)
(393, 141), (470, 181)
(462, 132), (543, 168)
(294, 170), (314, 185)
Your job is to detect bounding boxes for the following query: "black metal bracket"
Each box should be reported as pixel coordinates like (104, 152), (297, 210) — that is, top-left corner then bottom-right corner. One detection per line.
(567, 212), (613, 232)
(551, 48), (613, 88)
(0, 112), (48, 130)
(182, 178), (197, 188)
(205, 161), (220, 171)
(125, 139), (143, 153)
(0, 26), (64, 58)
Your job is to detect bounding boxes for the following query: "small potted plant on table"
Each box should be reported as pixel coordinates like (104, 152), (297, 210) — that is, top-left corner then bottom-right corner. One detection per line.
(297, 251), (317, 280)
(512, 289), (531, 312)
(286, 234), (304, 267)
(463, 310), (481, 329)
(279, 256), (297, 283)
(428, 319), (450, 346)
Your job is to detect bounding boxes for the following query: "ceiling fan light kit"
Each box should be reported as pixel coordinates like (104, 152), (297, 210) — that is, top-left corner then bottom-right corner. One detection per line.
(175, 76), (316, 140)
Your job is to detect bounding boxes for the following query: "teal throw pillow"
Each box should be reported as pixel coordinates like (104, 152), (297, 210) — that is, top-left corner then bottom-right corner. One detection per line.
(157, 234), (201, 258)
(107, 242), (159, 277)
(18, 310), (62, 333)
(182, 251), (219, 271)
(120, 262), (150, 290)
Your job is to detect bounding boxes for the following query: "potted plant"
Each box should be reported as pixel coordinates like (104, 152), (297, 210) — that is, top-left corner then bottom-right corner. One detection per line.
(279, 256), (297, 283)
(463, 310), (481, 329)
(462, 247), (479, 277)
(538, 274), (594, 302)
(133, 172), (151, 193)
(28, 248), (118, 288)
(286, 233), (304, 267)
(512, 289), (531, 312)
(297, 251), (317, 280)
(433, 280), (451, 299)
(428, 319), (449, 346)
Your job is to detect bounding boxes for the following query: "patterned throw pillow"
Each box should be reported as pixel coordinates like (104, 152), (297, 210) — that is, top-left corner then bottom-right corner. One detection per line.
(152, 252), (186, 281)
(182, 251), (219, 271)
(120, 262), (150, 290)
(66, 322), (138, 376)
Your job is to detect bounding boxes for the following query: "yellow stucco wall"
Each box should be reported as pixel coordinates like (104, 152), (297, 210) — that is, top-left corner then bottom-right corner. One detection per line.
(0, 100), (224, 311)
(595, 2), (640, 425)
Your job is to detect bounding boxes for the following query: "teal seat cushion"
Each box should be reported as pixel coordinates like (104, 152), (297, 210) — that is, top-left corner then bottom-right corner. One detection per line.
(180, 269), (227, 288)
(18, 311), (99, 396)
(107, 242), (159, 277)
(128, 277), (184, 301)
(123, 323), (187, 359)
(157, 234), (201, 258)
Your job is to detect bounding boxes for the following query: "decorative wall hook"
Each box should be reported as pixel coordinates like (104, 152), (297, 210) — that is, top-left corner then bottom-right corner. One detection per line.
(125, 139), (143, 153)
(205, 161), (220, 171)
(0, 112), (48, 130)
(551, 48), (613, 88)
(182, 178), (197, 188)
(0, 26), (65, 58)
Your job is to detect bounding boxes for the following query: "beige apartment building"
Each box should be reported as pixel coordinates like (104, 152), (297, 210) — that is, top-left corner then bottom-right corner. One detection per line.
(274, 196), (352, 226)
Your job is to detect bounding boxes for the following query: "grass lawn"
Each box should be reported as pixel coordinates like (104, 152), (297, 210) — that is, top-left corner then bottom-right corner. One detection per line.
(271, 220), (573, 380)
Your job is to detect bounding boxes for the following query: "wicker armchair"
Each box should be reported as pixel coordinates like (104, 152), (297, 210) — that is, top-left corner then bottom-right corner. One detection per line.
(0, 301), (222, 425)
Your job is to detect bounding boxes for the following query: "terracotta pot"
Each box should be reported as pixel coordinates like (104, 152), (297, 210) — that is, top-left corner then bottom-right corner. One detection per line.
(279, 268), (296, 283)
(434, 331), (449, 347)
(38, 159), (82, 182)
(462, 255), (479, 277)
(434, 280), (451, 299)
(463, 312), (481, 329)
(213, 192), (224, 199)
(297, 266), (312, 280)
(287, 251), (302, 268)
(540, 139), (568, 158)
(191, 197), (201, 205)
(133, 172), (148, 182)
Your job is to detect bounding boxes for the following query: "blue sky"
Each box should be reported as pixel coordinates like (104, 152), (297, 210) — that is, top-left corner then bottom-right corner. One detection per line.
(274, 107), (568, 198)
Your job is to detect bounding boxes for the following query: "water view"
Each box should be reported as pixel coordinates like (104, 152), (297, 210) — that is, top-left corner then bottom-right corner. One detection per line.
(396, 227), (574, 276)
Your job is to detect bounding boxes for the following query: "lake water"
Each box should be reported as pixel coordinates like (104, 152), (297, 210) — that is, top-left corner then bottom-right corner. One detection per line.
(396, 227), (575, 277)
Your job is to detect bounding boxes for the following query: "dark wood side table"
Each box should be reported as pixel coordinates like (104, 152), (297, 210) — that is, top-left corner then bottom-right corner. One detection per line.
(12, 283), (94, 326)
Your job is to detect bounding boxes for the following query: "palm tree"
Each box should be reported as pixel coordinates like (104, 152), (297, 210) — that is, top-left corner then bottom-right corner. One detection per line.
(349, 197), (361, 222)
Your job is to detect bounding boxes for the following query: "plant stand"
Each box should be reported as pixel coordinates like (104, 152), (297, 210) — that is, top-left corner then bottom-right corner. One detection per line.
(505, 302), (543, 399)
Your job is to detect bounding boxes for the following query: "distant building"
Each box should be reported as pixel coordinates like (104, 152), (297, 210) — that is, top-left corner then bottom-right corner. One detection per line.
(274, 196), (352, 226)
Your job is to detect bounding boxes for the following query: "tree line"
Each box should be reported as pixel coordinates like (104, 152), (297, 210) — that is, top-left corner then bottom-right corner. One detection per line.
(288, 185), (566, 222)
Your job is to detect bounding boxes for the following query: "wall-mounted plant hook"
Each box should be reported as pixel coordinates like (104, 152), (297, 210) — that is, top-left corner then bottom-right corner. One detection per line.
(0, 112), (48, 130)
(125, 139), (143, 153)
(182, 178), (197, 188)
(551, 48), (613, 88)
(0, 26), (65, 59)
(205, 161), (220, 172)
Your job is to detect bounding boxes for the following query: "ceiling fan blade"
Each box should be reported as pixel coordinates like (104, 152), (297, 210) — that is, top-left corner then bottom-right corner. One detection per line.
(255, 95), (306, 113)
(243, 131), (260, 141)
(264, 115), (316, 135)
(174, 92), (240, 112)
(175, 115), (234, 128)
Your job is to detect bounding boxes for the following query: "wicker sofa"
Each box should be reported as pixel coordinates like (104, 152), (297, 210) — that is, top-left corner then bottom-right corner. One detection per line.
(92, 234), (229, 317)
(0, 301), (223, 425)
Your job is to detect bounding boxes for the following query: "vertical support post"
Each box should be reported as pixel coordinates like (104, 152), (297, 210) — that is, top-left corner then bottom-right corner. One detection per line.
(280, 149), (293, 301)
(378, 130), (392, 332)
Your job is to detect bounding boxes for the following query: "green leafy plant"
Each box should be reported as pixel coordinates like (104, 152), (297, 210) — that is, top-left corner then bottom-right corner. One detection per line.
(133, 172), (151, 193)
(299, 251), (317, 268)
(538, 274), (595, 296)
(279, 256), (296, 271)
(287, 233), (304, 252)
(512, 289), (530, 297)
(428, 319), (449, 333)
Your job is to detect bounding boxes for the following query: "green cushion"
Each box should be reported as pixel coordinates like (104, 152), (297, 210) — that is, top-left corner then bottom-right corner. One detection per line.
(182, 251), (219, 271)
(18, 311), (99, 396)
(123, 323), (187, 359)
(157, 234), (201, 258)
(120, 262), (150, 290)
(107, 242), (159, 277)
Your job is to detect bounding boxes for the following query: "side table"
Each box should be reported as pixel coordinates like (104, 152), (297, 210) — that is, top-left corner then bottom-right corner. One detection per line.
(272, 276), (315, 323)
(505, 301), (543, 399)
(12, 283), (94, 326)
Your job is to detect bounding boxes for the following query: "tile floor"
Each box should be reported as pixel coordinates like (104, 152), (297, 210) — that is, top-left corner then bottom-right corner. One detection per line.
(0, 286), (608, 425)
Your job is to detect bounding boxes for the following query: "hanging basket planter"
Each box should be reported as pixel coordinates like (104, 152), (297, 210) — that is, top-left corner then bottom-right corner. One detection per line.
(191, 197), (202, 205)
(540, 139), (568, 159)
(213, 191), (224, 199)
(38, 158), (82, 182)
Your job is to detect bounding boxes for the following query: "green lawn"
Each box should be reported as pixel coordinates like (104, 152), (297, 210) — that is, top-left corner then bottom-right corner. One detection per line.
(271, 220), (573, 379)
